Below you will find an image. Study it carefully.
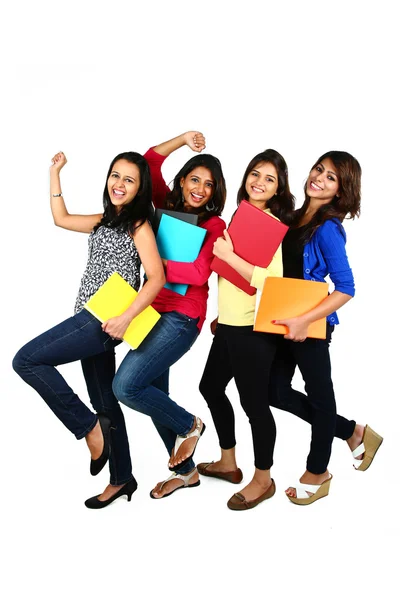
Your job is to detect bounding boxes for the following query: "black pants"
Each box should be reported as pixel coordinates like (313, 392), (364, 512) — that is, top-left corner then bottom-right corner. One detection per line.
(199, 324), (277, 470)
(268, 326), (354, 474)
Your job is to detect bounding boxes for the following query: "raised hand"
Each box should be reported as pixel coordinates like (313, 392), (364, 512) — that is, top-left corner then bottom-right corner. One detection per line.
(183, 131), (206, 153)
(50, 151), (67, 172)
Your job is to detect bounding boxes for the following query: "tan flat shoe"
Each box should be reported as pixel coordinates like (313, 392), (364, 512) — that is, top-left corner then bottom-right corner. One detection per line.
(197, 461), (243, 484)
(227, 479), (276, 510)
(286, 474), (332, 506)
(352, 425), (383, 471)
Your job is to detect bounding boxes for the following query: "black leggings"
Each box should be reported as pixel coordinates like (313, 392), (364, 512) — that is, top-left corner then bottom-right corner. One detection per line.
(199, 324), (277, 470)
(268, 327), (355, 474)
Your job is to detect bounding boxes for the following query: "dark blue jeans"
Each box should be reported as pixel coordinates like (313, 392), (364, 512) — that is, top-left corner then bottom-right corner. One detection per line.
(113, 311), (199, 475)
(12, 309), (133, 485)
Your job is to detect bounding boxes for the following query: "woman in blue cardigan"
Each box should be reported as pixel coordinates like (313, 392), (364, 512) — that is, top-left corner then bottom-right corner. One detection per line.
(199, 150), (382, 504)
(268, 150), (383, 504)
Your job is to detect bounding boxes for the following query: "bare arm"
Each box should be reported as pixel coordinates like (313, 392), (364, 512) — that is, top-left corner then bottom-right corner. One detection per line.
(153, 131), (206, 157)
(102, 221), (166, 339)
(50, 152), (102, 233)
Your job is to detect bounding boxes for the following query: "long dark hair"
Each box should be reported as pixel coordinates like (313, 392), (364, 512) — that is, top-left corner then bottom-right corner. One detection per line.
(236, 149), (295, 225)
(94, 151), (153, 235)
(165, 154), (226, 223)
(293, 150), (361, 242)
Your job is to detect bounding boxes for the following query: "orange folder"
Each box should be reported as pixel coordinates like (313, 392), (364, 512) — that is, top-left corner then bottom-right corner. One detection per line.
(254, 277), (329, 339)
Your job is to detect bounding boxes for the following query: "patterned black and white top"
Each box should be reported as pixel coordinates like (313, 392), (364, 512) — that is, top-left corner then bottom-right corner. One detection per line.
(74, 226), (141, 314)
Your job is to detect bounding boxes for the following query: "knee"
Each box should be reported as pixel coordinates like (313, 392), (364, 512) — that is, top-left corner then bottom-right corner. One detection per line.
(112, 374), (143, 409)
(199, 374), (211, 400)
(199, 372), (223, 406)
(112, 373), (127, 403)
(12, 346), (29, 376)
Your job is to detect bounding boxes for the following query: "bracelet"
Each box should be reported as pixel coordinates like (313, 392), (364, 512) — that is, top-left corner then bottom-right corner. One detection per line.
(52, 193), (63, 197)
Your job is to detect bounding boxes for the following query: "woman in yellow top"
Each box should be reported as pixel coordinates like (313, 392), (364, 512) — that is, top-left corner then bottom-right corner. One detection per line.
(198, 150), (294, 510)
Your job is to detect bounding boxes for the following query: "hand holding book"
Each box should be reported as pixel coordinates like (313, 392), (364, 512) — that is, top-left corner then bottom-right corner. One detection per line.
(102, 313), (133, 340)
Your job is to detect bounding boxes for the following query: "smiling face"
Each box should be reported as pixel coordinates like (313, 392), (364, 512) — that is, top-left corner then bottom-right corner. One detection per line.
(245, 161), (279, 209)
(107, 159), (141, 212)
(307, 158), (340, 204)
(180, 167), (214, 210)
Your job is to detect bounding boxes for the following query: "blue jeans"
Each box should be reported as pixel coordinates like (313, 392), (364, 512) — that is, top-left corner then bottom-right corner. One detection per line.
(113, 311), (199, 475)
(12, 309), (133, 485)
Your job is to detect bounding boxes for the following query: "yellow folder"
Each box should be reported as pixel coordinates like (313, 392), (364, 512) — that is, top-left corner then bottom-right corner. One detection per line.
(84, 272), (161, 349)
(254, 277), (329, 339)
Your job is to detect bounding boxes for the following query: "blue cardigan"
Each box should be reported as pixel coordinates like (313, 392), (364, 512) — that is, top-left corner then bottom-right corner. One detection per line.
(303, 219), (355, 325)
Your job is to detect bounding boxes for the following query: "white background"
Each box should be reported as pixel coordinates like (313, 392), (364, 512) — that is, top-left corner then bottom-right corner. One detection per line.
(1, 1), (398, 599)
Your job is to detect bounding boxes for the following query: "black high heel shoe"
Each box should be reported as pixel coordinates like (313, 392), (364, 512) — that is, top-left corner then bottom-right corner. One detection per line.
(84, 478), (138, 509)
(90, 414), (113, 476)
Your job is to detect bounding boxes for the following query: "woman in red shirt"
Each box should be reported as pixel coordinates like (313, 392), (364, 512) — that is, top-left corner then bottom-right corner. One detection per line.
(87, 132), (227, 507)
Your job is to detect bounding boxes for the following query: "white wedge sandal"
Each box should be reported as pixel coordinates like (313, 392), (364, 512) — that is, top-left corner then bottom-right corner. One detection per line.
(286, 475), (333, 506)
(352, 425), (383, 471)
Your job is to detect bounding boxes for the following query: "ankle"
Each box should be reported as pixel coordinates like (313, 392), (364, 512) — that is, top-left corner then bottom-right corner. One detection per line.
(253, 469), (272, 488)
(347, 423), (364, 450)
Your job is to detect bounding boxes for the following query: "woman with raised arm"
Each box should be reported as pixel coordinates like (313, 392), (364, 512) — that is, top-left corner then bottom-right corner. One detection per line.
(111, 131), (227, 502)
(13, 151), (165, 507)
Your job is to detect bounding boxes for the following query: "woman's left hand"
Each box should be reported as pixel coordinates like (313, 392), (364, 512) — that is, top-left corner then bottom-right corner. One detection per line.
(102, 314), (132, 340)
(213, 230), (233, 260)
(273, 316), (309, 342)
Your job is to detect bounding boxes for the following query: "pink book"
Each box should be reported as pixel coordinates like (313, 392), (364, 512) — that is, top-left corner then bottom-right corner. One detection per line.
(211, 200), (288, 295)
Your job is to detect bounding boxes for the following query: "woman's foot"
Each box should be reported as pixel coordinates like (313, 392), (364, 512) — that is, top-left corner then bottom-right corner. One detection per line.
(85, 478), (138, 509)
(151, 468), (200, 499)
(199, 457), (238, 475)
(86, 420), (105, 460)
(227, 470), (275, 510)
(96, 483), (125, 502)
(286, 470), (330, 499)
(168, 417), (205, 469)
(346, 423), (365, 459)
(86, 415), (112, 476)
(236, 472), (274, 503)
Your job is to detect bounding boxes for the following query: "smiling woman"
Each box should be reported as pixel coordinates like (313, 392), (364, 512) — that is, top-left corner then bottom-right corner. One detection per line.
(12, 149), (165, 506)
(198, 148), (294, 511)
(108, 161), (141, 208)
(108, 131), (227, 504)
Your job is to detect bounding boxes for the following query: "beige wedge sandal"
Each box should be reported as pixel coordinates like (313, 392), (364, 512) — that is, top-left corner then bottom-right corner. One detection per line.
(286, 475), (333, 506)
(352, 425), (383, 471)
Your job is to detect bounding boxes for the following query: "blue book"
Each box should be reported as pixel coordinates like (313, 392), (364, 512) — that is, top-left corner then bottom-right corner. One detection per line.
(156, 214), (207, 295)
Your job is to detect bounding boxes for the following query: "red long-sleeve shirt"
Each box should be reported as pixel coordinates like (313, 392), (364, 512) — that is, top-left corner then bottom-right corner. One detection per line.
(144, 147), (225, 331)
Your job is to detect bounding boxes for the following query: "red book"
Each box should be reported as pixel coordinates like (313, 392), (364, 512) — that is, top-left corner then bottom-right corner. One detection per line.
(211, 200), (288, 295)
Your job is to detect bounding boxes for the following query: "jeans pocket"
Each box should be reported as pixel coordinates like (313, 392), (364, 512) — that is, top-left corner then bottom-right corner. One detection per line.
(169, 311), (199, 326)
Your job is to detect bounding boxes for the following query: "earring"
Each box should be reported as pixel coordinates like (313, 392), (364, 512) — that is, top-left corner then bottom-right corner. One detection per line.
(205, 200), (216, 212)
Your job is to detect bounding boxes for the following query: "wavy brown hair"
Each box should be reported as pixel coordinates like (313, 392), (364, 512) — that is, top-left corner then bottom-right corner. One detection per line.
(293, 150), (361, 241)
